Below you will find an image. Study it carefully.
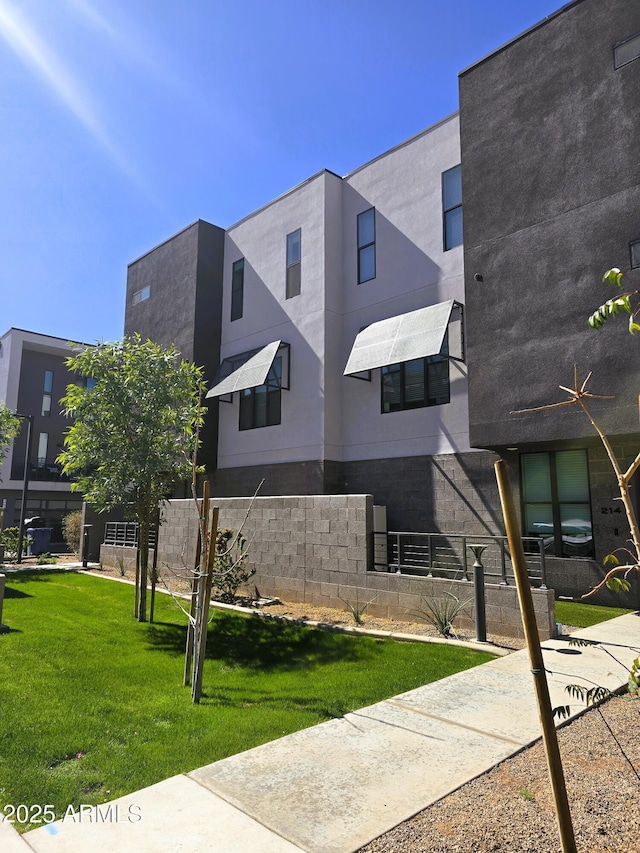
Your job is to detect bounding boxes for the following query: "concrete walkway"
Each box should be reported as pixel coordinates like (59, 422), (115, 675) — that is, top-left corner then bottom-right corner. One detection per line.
(5, 589), (640, 852)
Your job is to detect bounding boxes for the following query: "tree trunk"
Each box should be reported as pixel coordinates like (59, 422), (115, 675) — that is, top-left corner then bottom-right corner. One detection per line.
(137, 492), (151, 622)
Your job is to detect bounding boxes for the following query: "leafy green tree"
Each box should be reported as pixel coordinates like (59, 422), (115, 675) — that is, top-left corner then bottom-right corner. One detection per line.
(0, 403), (20, 479)
(587, 268), (640, 333)
(58, 335), (207, 621)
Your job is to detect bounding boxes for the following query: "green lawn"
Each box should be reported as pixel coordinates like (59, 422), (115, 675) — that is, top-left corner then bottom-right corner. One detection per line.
(555, 599), (635, 628)
(0, 572), (495, 828)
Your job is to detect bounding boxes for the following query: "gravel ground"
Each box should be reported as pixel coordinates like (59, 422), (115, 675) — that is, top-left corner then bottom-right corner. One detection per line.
(357, 695), (640, 853)
(85, 561), (640, 852)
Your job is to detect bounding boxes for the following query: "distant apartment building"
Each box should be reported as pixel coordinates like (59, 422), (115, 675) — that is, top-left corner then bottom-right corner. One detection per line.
(0, 328), (86, 545)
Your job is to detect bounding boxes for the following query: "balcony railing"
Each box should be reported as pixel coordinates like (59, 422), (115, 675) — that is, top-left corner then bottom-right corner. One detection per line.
(10, 459), (70, 482)
(104, 522), (157, 549)
(384, 531), (547, 588)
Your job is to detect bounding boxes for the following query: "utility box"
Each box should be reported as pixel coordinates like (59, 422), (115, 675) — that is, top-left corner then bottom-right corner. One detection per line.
(372, 505), (388, 571)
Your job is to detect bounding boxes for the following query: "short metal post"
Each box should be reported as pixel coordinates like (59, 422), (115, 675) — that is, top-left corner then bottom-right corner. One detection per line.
(82, 525), (92, 568)
(468, 544), (487, 643)
(461, 536), (469, 581)
(500, 538), (509, 584)
(539, 538), (548, 589)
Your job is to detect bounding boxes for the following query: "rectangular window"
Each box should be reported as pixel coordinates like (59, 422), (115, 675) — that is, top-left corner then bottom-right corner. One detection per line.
(239, 357), (282, 430)
(132, 285), (150, 305)
(381, 334), (449, 412)
(231, 258), (244, 321)
(37, 433), (48, 468)
(521, 450), (594, 558)
(630, 240), (640, 270)
(357, 208), (376, 283)
(614, 32), (640, 68)
(286, 229), (301, 299)
(42, 370), (53, 416)
(442, 165), (463, 251)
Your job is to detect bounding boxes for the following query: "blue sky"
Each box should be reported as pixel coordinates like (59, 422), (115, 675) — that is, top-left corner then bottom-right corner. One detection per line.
(1, 0), (563, 344)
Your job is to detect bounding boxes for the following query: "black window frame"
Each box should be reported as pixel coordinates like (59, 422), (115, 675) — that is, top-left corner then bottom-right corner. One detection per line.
(42, 369), (54, 417)
(357, 208), (376, 284)
(630, 240), (640, 270)
(231, 258), (244, 321)
(442, 165), (463, 251)
(381, 334), (450, 413)
(520, 449), (594, 559)
(286, 229), (301, 299)
(239, 356), (282, 431)
(613, 32), (640, 69)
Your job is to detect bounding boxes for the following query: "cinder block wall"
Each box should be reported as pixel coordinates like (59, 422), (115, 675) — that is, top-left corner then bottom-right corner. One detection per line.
(125, 493), (555, 640)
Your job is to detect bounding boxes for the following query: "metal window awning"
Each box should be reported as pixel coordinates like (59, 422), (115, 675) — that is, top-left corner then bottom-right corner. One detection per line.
(206, 340), (288, 400)
(343, 300), (464, 377)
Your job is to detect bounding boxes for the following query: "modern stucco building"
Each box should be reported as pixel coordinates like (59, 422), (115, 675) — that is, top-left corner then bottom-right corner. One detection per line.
(459, 0), (640, 601)
(0, 328), (86, 544)
(125, 114), (501, 534)
(124, 0), (640, 604)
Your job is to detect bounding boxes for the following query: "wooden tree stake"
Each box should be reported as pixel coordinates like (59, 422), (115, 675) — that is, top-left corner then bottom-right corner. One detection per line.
(495, 459), (577, 853)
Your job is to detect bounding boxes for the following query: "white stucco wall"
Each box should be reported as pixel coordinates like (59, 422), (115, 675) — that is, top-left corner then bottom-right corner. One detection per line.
(213, 113), (474, 471)
(338, 113), (471, 461)
(216, 172), (334, 469)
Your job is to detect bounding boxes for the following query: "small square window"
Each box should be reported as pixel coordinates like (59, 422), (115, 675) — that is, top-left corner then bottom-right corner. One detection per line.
(630, 240), (640, 269)
(132, 285), (150, 305)
(614, 32), (640, 69)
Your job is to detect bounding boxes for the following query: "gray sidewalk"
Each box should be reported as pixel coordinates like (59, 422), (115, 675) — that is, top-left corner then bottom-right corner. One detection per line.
(9, 613), (640, 853)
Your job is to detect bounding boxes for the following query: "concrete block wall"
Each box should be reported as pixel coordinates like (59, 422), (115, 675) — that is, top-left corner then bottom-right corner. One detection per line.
(144, 493), (554, 639)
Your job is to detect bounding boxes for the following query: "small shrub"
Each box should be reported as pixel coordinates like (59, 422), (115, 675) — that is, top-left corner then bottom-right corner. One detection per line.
(519, 789), (535, 801)
(211, 528), (255, 604)
(62, 511), (83, 554)
(0, 527), (20, 560)
(37, 553), (58, 565)
(115, 554), (131, 577)
(342, 593), (377, 625)
(414, 589), (472, 638)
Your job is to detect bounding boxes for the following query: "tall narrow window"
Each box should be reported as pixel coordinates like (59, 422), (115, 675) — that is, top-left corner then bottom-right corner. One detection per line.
(37, 433), (49, 468)
(381, 334), (450, 412)
(357, 208), (376, 283)
(42, 370), (53, 416)
(231, 258), (244, 321)
(521, 450), (594, 558)
(286, 229), (301, 299)
(239, 357), (282, 430)
(442, 165), (463, 251)
(630, 240), (640, 270)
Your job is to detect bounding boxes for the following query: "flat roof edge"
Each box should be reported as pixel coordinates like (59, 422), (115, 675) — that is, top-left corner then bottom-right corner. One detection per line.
(458, 0), (585, 77)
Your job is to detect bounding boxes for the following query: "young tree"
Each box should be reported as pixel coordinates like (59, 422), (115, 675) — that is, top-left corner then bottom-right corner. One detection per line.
(0, 404), (21, 477)
(58, 335), (207, 621)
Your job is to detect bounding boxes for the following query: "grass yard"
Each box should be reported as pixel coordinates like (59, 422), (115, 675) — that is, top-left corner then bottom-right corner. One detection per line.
(555, 599), (635, 628)
(0, 572), (495, 828)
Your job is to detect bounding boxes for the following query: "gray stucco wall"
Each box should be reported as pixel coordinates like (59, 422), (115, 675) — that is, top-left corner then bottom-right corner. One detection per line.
(459, 0), (640, 448)
(124, 219), (225, 467)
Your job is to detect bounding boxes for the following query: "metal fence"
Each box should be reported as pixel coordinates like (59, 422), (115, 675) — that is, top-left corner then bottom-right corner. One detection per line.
(104, 522), (157, 549)
(384, 531), (547, 588)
